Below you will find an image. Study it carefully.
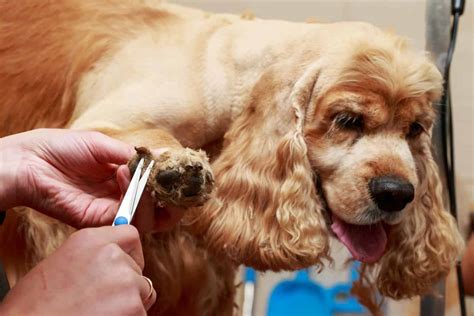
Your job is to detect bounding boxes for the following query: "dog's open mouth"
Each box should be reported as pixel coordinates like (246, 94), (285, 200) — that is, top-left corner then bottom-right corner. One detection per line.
(315, 174), (388, 263)
(331, 214), (387, 263)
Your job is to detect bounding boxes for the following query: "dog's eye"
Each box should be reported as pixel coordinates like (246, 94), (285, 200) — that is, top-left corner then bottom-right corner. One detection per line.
(334, 113), (364, 132)
(407, 122), (424, 138)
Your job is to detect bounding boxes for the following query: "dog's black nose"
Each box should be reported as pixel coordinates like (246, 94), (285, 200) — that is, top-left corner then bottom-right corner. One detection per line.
(369, 176), (414, 212)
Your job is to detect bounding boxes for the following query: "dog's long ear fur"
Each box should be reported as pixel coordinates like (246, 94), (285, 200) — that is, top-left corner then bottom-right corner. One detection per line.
(188, 62), (329, 270)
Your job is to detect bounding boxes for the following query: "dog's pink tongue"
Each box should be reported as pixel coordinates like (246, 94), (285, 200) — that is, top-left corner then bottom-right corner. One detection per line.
(331, 216), (387, 263)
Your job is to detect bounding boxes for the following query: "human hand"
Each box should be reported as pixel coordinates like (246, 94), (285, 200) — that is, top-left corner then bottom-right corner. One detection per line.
(0, 128), (186, 231)
(0, 225), (156, 316)
(0, 128), (134, 227)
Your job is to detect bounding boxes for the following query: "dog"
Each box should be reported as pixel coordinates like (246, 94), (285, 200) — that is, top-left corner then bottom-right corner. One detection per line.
(0, 1), (464, 315)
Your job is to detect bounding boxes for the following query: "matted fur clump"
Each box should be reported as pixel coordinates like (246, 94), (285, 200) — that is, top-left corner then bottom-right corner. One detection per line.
(128, 147), (214, 208)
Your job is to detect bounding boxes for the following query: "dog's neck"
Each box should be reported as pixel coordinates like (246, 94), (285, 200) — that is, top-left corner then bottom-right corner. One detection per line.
(72, 4), (316, 148)
(197, 11), (320, 147)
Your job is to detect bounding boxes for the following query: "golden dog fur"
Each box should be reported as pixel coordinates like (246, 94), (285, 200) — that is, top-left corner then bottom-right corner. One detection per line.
(0, 1), (464, 315)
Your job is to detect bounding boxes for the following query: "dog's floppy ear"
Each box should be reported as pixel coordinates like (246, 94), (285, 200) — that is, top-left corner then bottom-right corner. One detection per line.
(188, 62), (329, 270)
(373, 136), (464, 298)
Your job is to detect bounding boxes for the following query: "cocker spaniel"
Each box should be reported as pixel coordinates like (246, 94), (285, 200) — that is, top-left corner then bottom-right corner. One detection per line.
(0, 1), (464, 315)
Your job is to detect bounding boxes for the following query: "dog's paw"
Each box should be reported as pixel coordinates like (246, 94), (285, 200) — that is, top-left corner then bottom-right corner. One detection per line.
(128, 147), (214, 208)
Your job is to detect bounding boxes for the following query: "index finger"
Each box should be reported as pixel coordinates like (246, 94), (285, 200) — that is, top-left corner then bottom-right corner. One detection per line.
(83, 131), (135, 165)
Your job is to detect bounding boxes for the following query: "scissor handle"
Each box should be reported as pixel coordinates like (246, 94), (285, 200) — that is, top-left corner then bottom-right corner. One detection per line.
(114, 216), (129, 226)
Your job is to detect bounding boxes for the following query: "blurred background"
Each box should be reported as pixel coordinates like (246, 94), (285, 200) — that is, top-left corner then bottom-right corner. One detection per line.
(173, 1), (473, 315)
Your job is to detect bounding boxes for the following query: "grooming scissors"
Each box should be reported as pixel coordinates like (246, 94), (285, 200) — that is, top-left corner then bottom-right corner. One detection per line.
(112, 158), (154, 226)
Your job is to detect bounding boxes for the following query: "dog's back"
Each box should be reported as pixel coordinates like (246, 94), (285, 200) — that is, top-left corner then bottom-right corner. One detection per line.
(0, 0), (170, 137)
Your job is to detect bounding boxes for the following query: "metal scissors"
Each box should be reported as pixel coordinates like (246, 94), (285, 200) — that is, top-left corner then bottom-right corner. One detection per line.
(112, 158), (155, 226)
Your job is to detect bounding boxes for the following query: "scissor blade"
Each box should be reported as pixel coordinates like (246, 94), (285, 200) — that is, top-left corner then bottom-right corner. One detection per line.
(113, 158), (144, 226)
(130, 160), (155, 220)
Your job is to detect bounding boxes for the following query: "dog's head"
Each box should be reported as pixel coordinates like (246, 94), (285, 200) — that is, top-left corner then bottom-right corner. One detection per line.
(188, 23), (463, 299)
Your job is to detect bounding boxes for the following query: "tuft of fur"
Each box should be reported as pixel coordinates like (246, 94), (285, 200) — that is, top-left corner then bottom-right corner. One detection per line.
(334, 34), (443, 104)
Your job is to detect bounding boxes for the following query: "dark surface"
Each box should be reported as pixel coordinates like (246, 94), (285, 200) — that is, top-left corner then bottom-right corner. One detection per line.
(0, 211), (9, 301)
(0, 261), (9, 302)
